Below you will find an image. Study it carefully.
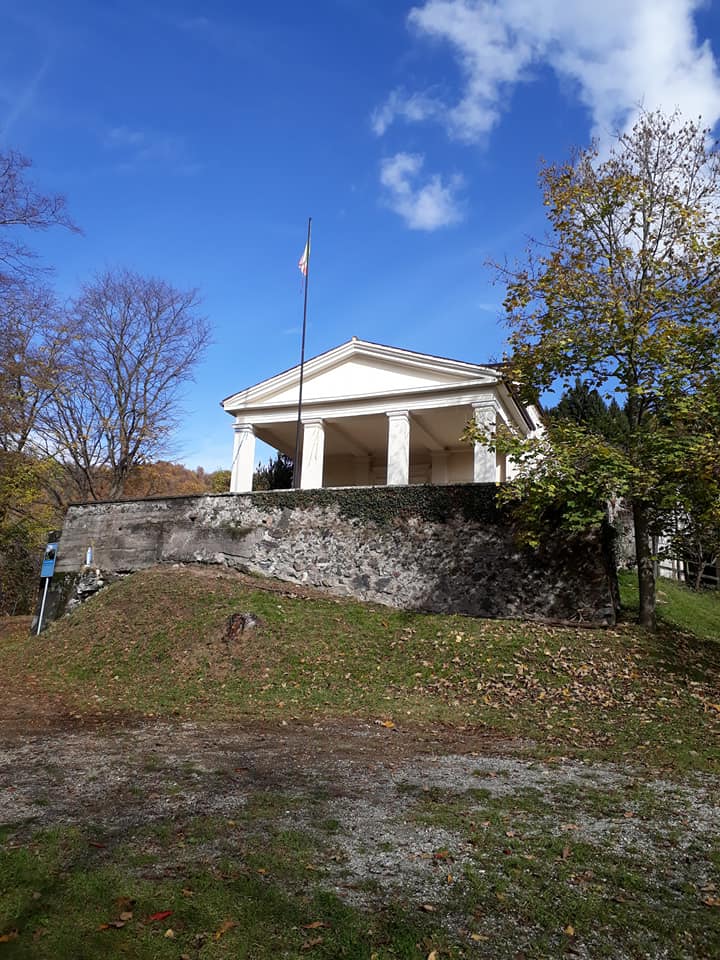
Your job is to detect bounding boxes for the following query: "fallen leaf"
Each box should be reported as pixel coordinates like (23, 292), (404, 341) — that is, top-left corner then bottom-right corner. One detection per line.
(702, 896), (720, 907)
(301, 936), (324, 950)
(375, 719), (395, 729)
(118, 911), (133, 922)
(623, 811), (634, 819)
(470, 932), (490, 942)
(302, 921), (329, 930)
(115, 897), (135, 912)
(88, 841), (107, 849)
(427, 951), (439, 960)
(0, 931), (19, 943)
(562, 846), (571, 860)
(214, 920), (237, 940)
(420, 904), (436, 913)
(146, 910), (173, 923)
(564, 925), (575, 936)
(164, 929), (175, 939)
(98, 921), (126, 930)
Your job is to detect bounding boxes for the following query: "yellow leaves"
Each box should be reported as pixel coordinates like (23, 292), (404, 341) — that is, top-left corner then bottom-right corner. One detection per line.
(213, 919), (237, 940)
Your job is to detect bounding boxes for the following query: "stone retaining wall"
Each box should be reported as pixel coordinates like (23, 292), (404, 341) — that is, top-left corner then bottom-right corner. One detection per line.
(50, 485), (617, 625)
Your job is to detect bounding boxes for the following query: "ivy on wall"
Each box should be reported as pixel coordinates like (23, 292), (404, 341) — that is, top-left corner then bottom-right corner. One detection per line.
(241, 483), (502, 527)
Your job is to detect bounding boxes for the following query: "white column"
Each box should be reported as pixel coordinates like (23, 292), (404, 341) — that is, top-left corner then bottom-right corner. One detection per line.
(230, 423), (255, 493)
(386, 410), (410, 485)
(472, 401), (497, 483)
(431, 451), (448, 485)
(300, 418), (325, 489)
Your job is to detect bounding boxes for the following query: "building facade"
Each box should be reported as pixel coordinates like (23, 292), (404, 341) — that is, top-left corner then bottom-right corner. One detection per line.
(221, 338), (541, 492)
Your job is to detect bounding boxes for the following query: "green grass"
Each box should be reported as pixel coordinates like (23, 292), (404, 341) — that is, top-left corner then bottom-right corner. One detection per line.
(2, 568), (719, 958)
(0, 824), (449, 959)
(402, 782), (720, 958)
(2, 567), (719, 771)
(619, 568), (720, 641)
(1, 779), (718, 960)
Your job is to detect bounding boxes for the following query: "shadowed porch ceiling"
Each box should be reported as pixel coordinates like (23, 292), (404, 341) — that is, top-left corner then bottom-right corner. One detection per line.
(255, 405), (474, 460)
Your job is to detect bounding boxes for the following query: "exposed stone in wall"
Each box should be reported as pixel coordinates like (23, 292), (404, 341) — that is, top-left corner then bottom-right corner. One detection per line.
(52, 485), (617, 626)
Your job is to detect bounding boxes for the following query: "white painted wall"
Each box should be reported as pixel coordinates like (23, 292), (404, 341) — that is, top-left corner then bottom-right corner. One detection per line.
(262, 357), (472, 406)
(322, 449), (477, 487)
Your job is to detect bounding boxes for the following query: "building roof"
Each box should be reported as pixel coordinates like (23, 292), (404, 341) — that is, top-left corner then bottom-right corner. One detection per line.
(221, 337), (505, 410)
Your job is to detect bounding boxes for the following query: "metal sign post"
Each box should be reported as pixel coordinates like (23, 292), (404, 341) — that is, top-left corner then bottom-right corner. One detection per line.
(36, 540), (59, 636)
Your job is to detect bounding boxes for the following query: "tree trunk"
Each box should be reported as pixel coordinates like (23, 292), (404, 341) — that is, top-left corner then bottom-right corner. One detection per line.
(632, 499), (657, 630)
(694, 553), (705, 592)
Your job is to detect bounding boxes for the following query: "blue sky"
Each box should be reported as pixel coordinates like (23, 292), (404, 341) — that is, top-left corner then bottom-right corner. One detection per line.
(4, 0), (720, 470)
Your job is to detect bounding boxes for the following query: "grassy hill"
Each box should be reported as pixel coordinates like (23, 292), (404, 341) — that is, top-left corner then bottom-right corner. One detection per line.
(3, 566), (719, 773)
(1, 567), (719, 960)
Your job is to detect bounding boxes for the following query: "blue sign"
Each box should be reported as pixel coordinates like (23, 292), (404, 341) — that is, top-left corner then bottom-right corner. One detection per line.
(40, 541), (59, 579)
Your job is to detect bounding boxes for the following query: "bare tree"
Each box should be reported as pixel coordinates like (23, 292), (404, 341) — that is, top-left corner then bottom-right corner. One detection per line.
(49, 269), (211, 500)
(0, 150), (79, 284)
(0, 282), (69, 454)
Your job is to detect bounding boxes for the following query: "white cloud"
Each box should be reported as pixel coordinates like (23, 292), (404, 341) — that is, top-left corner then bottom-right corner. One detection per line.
(104, 126), (201, 175)
(371, 89), (444, 136)
(105, 126), (146, 148)
(376, 0), (720, 142)
(379, 152), (464, 229)
(0, 56), (51, 139)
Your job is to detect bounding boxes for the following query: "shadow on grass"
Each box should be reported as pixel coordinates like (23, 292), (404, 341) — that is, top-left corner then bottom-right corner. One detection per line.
(618, 569), (720, 683)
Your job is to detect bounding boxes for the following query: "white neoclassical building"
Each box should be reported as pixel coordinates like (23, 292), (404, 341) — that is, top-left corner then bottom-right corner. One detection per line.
(221, 338), (541, 492)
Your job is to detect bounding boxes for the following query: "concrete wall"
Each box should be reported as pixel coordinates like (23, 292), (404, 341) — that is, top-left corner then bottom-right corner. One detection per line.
(52, 485), (617, 626)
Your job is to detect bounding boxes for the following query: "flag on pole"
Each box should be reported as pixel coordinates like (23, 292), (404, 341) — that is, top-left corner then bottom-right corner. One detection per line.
(298, 241), (309, 277)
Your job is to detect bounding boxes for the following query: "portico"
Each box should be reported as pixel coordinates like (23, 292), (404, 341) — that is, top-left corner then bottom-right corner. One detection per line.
(221, 338), (540, 492)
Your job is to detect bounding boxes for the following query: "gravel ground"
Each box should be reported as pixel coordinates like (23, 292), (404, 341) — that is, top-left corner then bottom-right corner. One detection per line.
(2, 717), (718, 916)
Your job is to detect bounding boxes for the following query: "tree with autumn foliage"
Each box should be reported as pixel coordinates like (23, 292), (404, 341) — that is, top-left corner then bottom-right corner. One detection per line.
(469, 111), (720, 630)
(0, 150), (79, 612)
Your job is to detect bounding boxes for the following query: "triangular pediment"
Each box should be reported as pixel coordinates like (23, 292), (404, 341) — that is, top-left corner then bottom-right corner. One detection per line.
(222, 339), (500, 412)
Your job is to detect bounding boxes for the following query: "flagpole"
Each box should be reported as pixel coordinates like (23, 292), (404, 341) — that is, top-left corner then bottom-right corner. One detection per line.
(293, 216), (312, 488)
